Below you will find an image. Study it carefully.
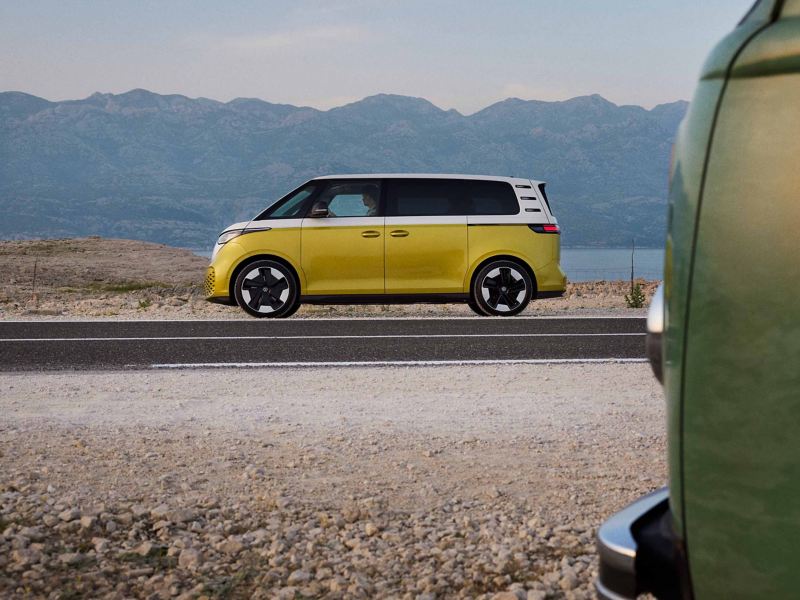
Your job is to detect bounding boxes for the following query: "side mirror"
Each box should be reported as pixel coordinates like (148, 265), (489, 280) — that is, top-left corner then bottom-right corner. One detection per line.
(309, 201), (329, 218)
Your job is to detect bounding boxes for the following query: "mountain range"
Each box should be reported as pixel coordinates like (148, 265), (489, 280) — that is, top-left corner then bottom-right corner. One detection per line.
(0, 89), (687, 249)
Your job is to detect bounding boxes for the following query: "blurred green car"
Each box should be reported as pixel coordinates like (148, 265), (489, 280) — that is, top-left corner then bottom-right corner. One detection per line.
(597, 1), (800, 598)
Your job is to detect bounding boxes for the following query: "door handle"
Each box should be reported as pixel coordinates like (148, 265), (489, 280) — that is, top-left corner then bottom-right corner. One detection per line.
(390, 230), (409, 237)
(361, 230), (380, 238)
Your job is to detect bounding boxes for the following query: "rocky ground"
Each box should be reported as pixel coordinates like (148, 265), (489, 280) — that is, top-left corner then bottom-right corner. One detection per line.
(0, 364), (666, 599)
(0, 238), (657, 319)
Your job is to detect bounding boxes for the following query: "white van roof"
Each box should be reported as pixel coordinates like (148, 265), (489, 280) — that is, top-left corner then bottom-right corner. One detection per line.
(314, 173), (545, 186)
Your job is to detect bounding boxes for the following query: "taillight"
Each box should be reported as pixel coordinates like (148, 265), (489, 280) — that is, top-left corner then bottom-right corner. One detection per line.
(528, 224), (560, 234)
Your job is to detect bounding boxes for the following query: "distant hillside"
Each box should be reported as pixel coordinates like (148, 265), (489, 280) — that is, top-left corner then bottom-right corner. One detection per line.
(0, 89), (687, 248)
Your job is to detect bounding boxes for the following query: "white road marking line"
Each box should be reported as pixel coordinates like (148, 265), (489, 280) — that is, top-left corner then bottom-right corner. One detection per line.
(1, 333), (645, 342)
(151, 358), (649, 369)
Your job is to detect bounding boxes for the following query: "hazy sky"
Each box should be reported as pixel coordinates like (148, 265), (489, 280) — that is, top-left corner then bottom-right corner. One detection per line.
(0, 0), (756, 113)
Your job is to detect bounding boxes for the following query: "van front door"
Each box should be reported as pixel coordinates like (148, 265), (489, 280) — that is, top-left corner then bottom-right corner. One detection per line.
(384, 179), (468, 294)
(300, 180), (384, 296)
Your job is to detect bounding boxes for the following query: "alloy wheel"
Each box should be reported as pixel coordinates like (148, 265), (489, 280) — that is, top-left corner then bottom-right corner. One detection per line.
(481, 266), (527, 312)
(471, 260), (533, 316)
(241, 266), (290, 313)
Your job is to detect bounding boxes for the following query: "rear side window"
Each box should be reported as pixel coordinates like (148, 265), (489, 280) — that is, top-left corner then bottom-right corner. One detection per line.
(385, 179), (465, 216)
(385, 178), (520, 216)
(537, 183), (553, 214)
(465, 180), (519, 215)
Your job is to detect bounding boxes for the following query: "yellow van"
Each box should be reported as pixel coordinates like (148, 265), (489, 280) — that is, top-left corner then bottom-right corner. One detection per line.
(205, 174), (566, 317)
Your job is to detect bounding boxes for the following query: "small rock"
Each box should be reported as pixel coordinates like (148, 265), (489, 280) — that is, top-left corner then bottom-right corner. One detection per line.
(59, 552), (82, 566)
(80, 516), (96, 529)
(364, 522), (379, 537)
(559, 573), (579, 591)
(58, 508), (80, 522)
(287, 570), (311, 585)
(219, 538), (244, 555)
(152, 520), (171, 531)
(491, 593), (520, 600)
(486, 486), (503, 499)
(178, 548), (202, 569)
(18, 527), (43, 541)
(136, 541), (158, 557)
(12, 548), (41, 567)
(42, 515), (58, 527)
(168, 508), (196, 524)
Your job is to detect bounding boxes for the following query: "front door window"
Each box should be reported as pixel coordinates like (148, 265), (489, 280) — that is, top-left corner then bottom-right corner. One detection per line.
(315, 182), (381, 217)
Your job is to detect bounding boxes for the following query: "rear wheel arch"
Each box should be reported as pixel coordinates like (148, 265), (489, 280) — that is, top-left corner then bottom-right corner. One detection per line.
(467, 254), (538, 297)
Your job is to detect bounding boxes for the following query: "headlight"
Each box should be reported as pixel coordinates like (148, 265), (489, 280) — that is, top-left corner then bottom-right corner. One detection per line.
(217, 229), (244, 245)
(646, 283), (664, 383)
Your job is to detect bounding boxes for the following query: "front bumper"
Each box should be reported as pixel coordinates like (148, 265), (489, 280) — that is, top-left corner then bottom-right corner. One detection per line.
(204, 265), (236, 305)
(597, 487), (689, 600)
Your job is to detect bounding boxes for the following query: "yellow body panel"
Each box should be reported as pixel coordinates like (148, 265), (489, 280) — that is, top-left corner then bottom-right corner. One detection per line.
(465, 225), (565, 293)
(301, 221), (385, 294)
(385, 223), (467, 293)
(207, 221), (565, 301)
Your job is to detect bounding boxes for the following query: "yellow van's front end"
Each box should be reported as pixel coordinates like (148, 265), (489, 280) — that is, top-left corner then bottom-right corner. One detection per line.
(205, 222), (304, 305)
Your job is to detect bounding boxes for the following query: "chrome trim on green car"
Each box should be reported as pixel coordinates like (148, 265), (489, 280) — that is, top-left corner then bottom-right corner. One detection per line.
(597, 488), (670, 600)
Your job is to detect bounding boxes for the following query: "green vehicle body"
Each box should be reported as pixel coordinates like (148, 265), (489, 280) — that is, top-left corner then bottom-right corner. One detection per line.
(599, 1), (800, 598)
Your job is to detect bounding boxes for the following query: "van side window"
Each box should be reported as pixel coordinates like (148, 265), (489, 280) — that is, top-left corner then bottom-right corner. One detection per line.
(385, 179), (465, 216)
(465, 180), (520, 215)
(537, 183), (552, 214)
(385, 179), (519, 216)
(315, 181), (381, 217)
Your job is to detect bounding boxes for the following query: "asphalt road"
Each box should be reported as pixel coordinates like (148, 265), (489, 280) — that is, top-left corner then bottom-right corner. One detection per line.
(0, 318), (646, 371)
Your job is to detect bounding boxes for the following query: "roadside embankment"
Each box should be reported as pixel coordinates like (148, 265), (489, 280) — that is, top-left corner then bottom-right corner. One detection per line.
(0, 238), (657, 319)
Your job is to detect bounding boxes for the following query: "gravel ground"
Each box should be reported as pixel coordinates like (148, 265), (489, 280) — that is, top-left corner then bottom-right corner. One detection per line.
(0, 364), (665, 599)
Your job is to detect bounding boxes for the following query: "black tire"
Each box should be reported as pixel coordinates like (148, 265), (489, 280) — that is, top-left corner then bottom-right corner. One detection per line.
(471, 260), (534, 317)
(233, 260), (300, 318)
(467, 299), (488, 316)
(279, 300), (302, 318)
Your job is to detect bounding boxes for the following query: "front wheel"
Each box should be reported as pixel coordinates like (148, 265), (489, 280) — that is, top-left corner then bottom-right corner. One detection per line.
(234, 260), (300, 318)
(471, 260), (533, 317)
(467, 299), (487, 316)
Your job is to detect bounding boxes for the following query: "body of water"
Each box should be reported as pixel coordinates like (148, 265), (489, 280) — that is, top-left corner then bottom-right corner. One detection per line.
(562, 247), (664, 282)
(192, 247), (664, 282)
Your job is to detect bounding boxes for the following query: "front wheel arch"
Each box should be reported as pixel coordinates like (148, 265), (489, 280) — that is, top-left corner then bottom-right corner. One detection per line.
(229, 254), (301, 301)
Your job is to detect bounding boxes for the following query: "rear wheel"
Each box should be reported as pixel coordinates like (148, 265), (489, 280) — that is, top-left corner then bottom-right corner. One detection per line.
(471, 260), (533, 317)
(234, 260), (300, 318)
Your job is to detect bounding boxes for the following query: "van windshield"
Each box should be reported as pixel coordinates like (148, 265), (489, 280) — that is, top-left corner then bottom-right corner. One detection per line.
(255, 183), (318, 220)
